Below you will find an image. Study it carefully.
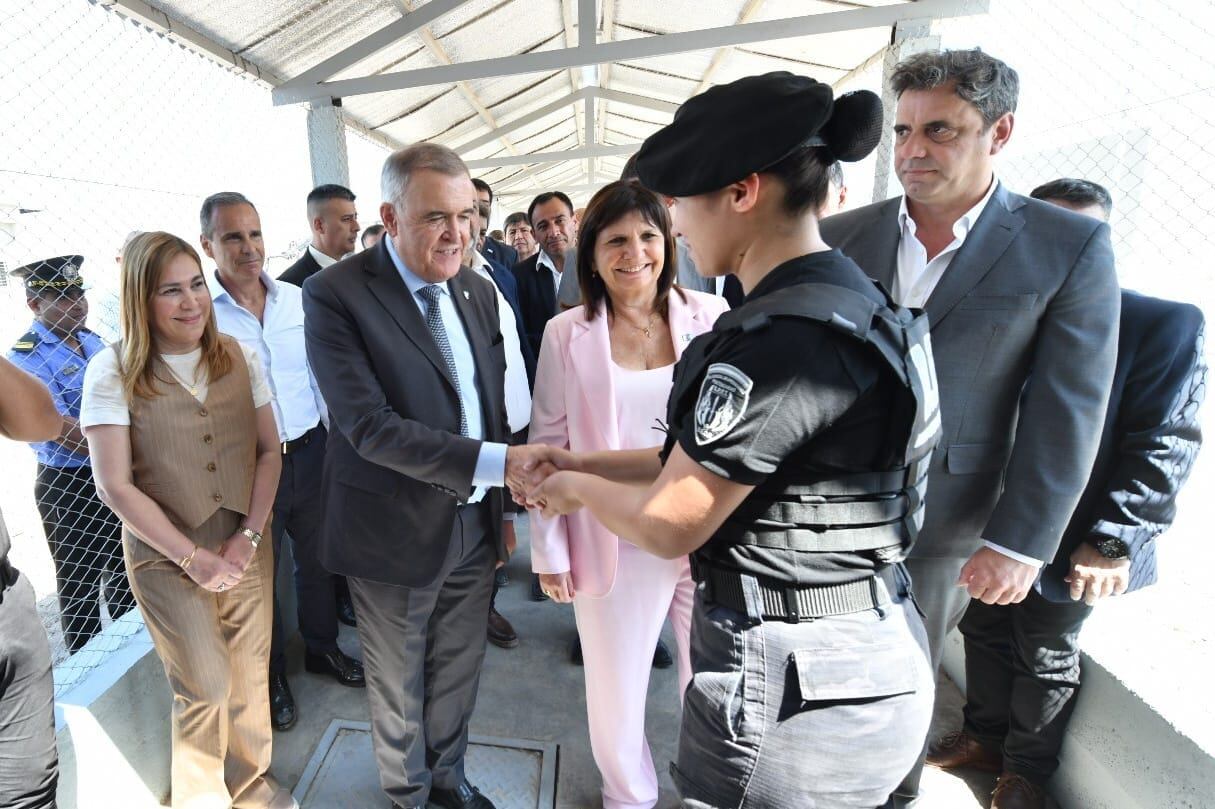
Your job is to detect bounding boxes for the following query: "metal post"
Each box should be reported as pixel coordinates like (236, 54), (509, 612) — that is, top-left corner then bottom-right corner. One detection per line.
(306, 98), (351, 188)
(871, 20), (939, 203)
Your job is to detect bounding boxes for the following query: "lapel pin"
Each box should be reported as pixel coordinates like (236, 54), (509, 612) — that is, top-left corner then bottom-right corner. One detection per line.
(463, 290), (470, 300)
(682, 333), (693, 343)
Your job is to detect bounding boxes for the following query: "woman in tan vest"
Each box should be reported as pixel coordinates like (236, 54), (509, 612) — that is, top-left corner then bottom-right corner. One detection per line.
(82, 232), (292, 809)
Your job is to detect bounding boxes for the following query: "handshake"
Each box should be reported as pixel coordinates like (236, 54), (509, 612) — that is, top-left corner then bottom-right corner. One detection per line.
(503, 444), (582, 515)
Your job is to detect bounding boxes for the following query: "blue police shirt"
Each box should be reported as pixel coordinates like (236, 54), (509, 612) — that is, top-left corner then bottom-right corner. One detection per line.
(7, 320), (107, 468)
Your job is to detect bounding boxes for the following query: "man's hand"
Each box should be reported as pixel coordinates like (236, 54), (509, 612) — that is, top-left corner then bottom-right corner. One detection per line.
(1064, 542), (1130, 605)
(528, 470), (583, 518)
(957, 546), (1040, 605)
(505, 444), (578, 497)
(538, 571), (575, 603)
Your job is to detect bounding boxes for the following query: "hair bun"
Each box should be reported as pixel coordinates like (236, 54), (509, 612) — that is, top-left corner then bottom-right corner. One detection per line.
(821, 90), (884, 162)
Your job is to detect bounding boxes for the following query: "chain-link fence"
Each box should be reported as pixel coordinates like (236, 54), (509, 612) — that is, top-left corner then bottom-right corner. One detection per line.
(0, 0), (390, 693)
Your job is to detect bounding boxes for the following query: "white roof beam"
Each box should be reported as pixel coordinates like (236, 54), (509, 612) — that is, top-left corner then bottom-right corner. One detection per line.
(273, 0), (988, 104)
(465, 143), (640, 169)
(497, 183), (607, 200)
(595, 0), (616, 146)
(693, 0), (767, 94)
(452, 88), (590, 155)
(276, 0), (475, 95)
(592, 87), (678, 116)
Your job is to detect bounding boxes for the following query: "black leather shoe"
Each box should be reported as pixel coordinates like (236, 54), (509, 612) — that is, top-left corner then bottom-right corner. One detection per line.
(529, 573), (548, 602)
(269, 672), (297, 731)
(494, 567), (509, 587)
(304, 649), (366, 687)
(652, 639), (673, 669)
(336, 594), (358, 627)
(429, 780), (496, 809)
(487, 608), (519, 649)
(569, 635), (583, 666)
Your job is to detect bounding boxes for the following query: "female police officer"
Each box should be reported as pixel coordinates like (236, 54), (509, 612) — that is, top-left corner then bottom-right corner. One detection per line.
(525, 72), (940, 807)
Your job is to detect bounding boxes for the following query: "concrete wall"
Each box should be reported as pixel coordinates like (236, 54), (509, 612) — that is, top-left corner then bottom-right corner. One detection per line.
(941, 630), (1215, 809)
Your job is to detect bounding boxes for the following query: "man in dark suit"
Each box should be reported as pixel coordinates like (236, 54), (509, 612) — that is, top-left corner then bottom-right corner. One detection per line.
(928, 179), (1205, 809)
(511, 191), (578, 360)
(303, 143), (552, 809)
(279, 184), (360, 287)
(472, 178), (518, 268)
(820, 49), (1121, 808)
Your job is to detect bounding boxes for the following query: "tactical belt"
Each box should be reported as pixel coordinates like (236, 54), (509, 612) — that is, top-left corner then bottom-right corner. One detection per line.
(703, 566), (892, 623)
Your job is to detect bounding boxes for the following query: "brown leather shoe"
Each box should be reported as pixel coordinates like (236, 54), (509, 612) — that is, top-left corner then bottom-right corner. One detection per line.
(926, 730), (1002, 772)
(487, 608), (519, 649)
(990, 773), (1045, 809)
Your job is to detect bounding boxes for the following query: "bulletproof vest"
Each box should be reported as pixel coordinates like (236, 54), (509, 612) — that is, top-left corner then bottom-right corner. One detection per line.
(671, 281), (941, 565)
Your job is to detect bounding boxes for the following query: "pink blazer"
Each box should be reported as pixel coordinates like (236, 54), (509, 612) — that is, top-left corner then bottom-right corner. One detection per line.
(528, 289), (728, 597)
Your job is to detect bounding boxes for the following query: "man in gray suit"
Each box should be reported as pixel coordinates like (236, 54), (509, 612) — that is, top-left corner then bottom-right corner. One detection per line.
(303, 143), (552, 809)
(820, 49), (1119, 807)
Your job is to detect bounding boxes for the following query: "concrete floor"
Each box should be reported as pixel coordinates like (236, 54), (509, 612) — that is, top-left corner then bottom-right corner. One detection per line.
(268, 542), (1054, 809)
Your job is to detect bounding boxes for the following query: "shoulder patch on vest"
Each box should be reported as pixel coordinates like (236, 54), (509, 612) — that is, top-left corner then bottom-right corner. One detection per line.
(694, 363), (753, 446)
(11, 330), (39, 353)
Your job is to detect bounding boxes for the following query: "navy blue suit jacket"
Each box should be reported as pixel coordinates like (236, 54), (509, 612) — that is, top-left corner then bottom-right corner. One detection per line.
(1040, 290), (1206, 601)
(482, 254), (537, 387)
(483, 238), (518, 271)
(510, 253), (558, 363)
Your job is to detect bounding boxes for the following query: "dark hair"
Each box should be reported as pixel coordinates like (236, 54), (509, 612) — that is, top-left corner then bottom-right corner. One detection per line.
(307, 184), (355, 217)
(891, 48), (1019, 128)
(472, 178), (493, 204)
(361, 223), (385, 243)
(620, 153), (640, 181)
(200, 191), (256, 238)
(1030, 178), (1113, 218)
(762, 146), (836, 217)
(504, 211), (530, 229)
(576, 180), (684, 322)
(527, 191), (575, 225)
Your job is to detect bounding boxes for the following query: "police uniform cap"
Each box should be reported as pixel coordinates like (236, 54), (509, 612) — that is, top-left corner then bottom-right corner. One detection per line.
(9, 255), (86, 291)
(636, 72), (883, 198)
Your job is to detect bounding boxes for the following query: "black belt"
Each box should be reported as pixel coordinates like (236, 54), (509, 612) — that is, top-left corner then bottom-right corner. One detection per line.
(281, 424), (321, 456)
(703, 566), (893, 623)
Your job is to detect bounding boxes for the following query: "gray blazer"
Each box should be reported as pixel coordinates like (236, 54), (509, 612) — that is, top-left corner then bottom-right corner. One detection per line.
(302, 239), (509, 588)
(820, 183), (1120, 562)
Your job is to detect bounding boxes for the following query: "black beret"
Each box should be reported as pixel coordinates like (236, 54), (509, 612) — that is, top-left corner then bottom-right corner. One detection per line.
(9, 255), (86, 291)
(636, 72), (883, 197)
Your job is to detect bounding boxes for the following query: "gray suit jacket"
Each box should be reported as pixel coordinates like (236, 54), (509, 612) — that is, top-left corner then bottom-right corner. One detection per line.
(302, 239), (509, 588)
(820, 183), (1120, 561)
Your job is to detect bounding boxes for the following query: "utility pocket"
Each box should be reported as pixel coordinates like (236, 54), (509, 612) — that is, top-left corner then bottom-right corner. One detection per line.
(791, 641), (919, 703)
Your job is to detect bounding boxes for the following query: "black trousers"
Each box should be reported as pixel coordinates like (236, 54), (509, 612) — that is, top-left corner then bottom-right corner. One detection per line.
(33, 463), (133, 653)
(0, 564), (59, 809)
(270, 426), (339, 674)
(959, 588), (1092, 785)
(349, 502), (495, 808)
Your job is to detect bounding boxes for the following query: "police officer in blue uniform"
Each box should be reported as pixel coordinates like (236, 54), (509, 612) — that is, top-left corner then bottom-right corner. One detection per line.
(525, 73), (941, 807)
(7, 255), (133, 652)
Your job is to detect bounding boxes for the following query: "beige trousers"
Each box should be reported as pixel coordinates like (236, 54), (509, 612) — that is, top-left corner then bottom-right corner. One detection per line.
(125, 508), (290, 809)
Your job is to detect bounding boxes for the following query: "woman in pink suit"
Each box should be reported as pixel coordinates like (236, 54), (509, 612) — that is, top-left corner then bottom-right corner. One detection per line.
(529, 180), (728, 809)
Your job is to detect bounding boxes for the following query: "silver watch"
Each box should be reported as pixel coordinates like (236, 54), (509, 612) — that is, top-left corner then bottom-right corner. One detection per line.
(240, 527), (263, 549)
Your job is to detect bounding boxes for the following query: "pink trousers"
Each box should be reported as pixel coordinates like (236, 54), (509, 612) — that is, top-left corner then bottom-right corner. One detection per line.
(573, 541), (695, 809)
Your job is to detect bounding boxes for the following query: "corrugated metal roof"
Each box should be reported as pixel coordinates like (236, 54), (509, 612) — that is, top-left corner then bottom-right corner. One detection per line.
(116, 0), (973, 204)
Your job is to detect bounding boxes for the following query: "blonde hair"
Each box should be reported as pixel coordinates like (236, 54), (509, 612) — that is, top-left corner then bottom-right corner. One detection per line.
(118, 231), (231, 401)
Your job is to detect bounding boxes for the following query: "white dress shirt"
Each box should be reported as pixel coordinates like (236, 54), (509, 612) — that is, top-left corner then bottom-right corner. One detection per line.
(471, 252), (532, 434)
(893, 178), (1042, 568)
(384, 239), (508, 505)
(536, 249), (563, 298)
(307, 244), (340, 269)
(206, 269), (328, 443)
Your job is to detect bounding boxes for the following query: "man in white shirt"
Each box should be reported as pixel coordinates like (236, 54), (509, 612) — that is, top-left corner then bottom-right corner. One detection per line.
(278, 184), (360, 288)
(466, 205), (532, 648)
(200, 192), (366, 735)
(511, 192), (578, 362)
(820, 50), (1119, 808)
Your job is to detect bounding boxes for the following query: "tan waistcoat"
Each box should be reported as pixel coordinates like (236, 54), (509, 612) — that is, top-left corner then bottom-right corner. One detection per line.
(128, 337), (257, 538)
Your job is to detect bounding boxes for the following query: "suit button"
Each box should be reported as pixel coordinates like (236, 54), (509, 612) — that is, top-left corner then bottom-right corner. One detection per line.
(199, 408), (209, 417)
(206, 462), (217, 472)
(203, 434), (213, 444)
(213, 493), (223, 502)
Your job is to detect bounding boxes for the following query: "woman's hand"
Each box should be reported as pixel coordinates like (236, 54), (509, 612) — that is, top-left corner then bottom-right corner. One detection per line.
(186, 547), (245, 593)
(219, 531), (257, 572)
(538, 571), (575, 603)
(529, 470), (584, 518)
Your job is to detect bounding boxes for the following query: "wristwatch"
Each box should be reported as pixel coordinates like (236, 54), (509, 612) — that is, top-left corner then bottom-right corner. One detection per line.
(1093, 536), (1130, 560)
(240, 527), (263, 549)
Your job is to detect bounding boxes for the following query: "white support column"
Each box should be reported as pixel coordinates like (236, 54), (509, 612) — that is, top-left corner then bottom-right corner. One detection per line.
(871, 19), (939, 203)
(307, 98), (351, 188)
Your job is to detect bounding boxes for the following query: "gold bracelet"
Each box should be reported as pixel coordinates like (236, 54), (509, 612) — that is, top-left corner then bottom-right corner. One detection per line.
(179, 545), (198, 571)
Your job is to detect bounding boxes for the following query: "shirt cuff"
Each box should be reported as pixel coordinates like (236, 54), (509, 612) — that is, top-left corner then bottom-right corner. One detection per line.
(502, 511), (518, 522)
(982, 539), (1045, 568)
(473, 441), (509, 488)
